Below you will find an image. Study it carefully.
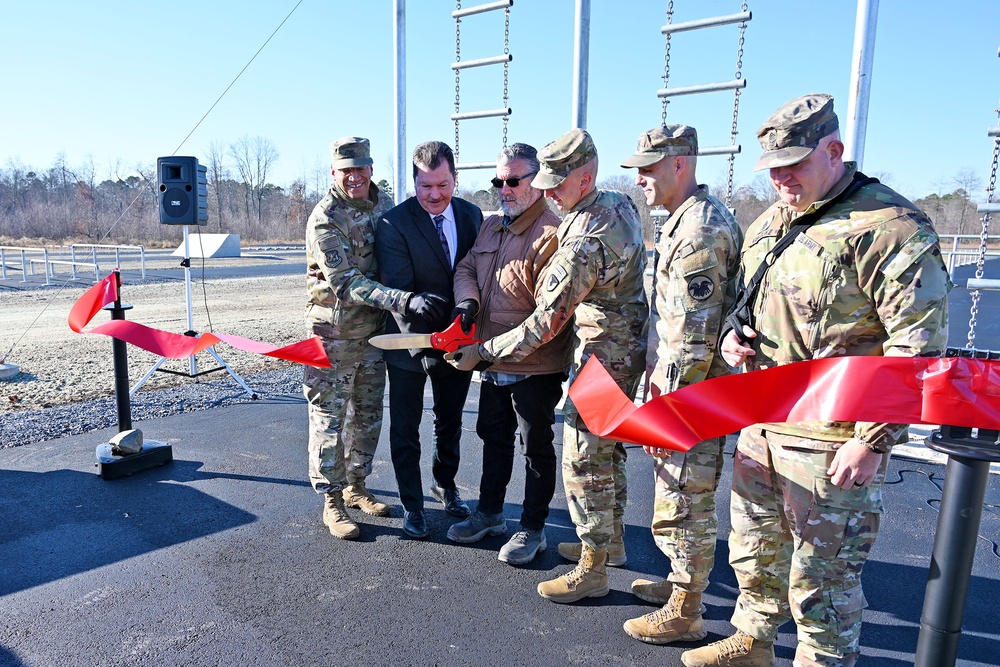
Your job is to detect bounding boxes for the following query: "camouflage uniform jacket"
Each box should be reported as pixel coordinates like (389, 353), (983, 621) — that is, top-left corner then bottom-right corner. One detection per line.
(305, 183), (410, 339)
(742, 163), (952, 449)
(453, 197), (572, 376)
(646, 185), (743, 399)
(484, 189), (649, 385)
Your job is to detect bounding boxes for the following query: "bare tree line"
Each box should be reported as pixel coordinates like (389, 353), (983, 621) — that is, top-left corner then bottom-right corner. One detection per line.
(0, 143), (990, 247)
(0, 136), (323, 246)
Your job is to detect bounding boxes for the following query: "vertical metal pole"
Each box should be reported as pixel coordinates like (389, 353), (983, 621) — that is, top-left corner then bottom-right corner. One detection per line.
(109, 271), (133, 432)
(183, 225), (197, 376)
(845, 0), (879, 169)
(394, 0), (407, 205)
(915, 454), (991, 667)
(571, 0), (591, 129)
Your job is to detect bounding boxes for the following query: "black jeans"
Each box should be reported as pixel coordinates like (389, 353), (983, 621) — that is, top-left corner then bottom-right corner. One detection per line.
(476, 372), (565, 532)
(386, 362), (473, 512)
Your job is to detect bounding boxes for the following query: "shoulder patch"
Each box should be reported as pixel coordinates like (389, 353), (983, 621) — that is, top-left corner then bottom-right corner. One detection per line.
(325, 249), (343, 268)
(687, 275), (715, 301)
(546, 263), (570, 293)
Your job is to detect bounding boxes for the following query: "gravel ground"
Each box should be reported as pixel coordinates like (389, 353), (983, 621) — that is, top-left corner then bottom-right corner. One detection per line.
(1, 272), (308, 448)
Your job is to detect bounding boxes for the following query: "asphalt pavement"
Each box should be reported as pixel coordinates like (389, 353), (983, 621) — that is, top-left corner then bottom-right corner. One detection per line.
(2, 254), (999, 666)
(1, 377), (999, 667)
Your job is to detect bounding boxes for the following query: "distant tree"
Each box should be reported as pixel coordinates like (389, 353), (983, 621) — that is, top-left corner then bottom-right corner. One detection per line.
(599, 174), (653, 246)
(952, 168), (983, 236)
(915, 187), (979, 237)
(731, 174), (779, 231)
(376, 178), (393, 201)
(461, 187), (499, 214)
(229, 135), (279, 231)
(206, 141), (229, 232)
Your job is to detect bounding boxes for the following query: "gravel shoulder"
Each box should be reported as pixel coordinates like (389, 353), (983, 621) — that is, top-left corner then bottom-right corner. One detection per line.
(1, 272), (308, 448)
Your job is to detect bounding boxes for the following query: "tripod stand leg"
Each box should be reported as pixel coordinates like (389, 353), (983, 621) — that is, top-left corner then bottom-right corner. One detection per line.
(206, 346), (258, 399)
(131, 355), (168, 397)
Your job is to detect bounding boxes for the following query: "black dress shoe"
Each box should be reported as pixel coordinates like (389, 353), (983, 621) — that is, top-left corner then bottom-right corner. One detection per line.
(431, 485), (471, 519)
(402, 510), (429, 539)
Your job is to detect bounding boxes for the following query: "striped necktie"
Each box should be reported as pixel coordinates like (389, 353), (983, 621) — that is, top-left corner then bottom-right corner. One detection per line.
(433, 214), (451, 266)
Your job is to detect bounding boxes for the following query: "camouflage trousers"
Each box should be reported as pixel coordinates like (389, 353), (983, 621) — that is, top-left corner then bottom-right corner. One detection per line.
(561, 408), (628, 552)
(729, 427), (888, 666)
(303, 337), (385, 495)
(651, 435), (726, 594)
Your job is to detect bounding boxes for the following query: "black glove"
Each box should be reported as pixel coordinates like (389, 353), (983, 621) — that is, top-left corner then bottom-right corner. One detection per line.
(451, 299), (479, 334)
(406, 292), (448, 322)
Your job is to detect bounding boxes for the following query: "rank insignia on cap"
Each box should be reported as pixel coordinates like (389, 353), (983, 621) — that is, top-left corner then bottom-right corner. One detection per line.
(688, 275), (715, 300)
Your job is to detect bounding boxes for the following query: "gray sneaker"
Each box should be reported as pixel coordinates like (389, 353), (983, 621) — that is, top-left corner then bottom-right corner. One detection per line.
(498, 529), (547, 565)
(446, 510), (506, 543)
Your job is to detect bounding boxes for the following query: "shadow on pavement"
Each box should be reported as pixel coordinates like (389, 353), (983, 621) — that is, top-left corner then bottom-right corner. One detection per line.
(0, 464), (256, 597)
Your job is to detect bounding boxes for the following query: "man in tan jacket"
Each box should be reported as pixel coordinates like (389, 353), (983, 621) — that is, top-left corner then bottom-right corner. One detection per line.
(446, 143), (572, 565)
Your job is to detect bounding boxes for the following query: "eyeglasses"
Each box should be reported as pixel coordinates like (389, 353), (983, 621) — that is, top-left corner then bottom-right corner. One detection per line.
(491, 172), (537, 189)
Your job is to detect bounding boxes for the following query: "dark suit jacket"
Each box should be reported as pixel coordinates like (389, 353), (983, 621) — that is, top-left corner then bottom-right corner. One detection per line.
(375, 196), (483, 373)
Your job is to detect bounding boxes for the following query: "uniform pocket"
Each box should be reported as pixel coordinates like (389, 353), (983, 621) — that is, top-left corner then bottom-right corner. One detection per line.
(797, 477), (876, 561)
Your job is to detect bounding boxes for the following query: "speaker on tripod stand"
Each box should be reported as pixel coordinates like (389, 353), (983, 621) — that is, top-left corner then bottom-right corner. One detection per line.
(129, 156), (256, 398)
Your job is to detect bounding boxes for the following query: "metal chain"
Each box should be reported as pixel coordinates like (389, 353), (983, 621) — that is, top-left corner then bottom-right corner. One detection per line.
(725, 1), (749, 207)
(502, 7), (510, 147)
(660, 0), (674, 125)
(966, 102), (1000, 347)
(454, 2), (462, 161)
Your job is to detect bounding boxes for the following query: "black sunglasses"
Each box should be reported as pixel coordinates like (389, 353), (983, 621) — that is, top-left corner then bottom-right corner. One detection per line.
(491, 172), (537, 189)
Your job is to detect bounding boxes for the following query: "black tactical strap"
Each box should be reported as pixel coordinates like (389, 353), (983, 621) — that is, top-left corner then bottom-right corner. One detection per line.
(723, 171), (878, 344)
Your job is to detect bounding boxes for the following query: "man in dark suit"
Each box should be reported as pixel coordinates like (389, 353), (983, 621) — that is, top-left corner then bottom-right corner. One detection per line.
(375, 141), (484, 539)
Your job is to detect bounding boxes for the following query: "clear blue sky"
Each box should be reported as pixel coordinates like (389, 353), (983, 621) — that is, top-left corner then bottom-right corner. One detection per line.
(2, 1), (998, 201)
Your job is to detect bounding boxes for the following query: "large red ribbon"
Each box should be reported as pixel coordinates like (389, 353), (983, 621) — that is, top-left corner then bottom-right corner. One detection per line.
(69, 273), (332, 368)
(568, 354), (1000, 453)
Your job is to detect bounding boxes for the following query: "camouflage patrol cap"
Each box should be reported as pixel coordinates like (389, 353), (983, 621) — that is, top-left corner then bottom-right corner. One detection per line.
(531, 128), (598, 189)
(330, 136), (374, 170)
(754, 93), (839, 171)
(620, 125), (698, 168)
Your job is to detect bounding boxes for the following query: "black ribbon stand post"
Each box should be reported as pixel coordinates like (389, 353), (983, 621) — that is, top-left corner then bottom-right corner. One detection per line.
(95, 269), (173, 479)
(914, 348), (1000, 666)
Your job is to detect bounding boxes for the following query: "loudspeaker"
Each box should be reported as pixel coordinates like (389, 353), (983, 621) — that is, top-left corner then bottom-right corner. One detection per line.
(157, 156), (208, 225)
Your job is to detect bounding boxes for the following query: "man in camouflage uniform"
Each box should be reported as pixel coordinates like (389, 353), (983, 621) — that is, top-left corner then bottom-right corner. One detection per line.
(445, 128), (648, 603)
(618, 125), (743, 644)
(304, 137), (412, 540)
(681, 95), (952, 667)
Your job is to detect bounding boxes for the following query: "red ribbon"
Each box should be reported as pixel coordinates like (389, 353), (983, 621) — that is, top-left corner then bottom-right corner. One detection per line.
(568, 354), (1000, 453)
(69, 273), (331, 368)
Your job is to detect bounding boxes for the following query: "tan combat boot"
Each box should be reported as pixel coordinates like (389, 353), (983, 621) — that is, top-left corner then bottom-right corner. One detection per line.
(343, 482), (390, 517)
(323, 493), (360, 540)
(623, 588), (706, 644)
(537, 546), (609, 603)
(631, 579), (707, 613)
(681, 629), (775, 667)
(558, 518), (627, 566)
(631, 578), (673, 604)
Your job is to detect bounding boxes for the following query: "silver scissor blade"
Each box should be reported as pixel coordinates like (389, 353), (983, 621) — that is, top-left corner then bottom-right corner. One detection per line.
(367, 333), (433, 350)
